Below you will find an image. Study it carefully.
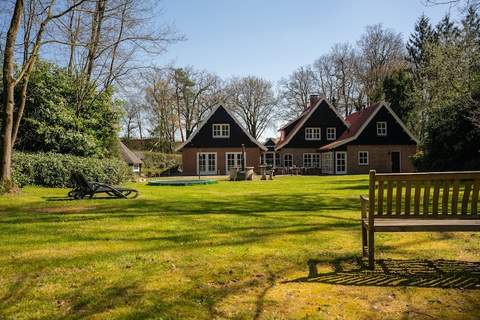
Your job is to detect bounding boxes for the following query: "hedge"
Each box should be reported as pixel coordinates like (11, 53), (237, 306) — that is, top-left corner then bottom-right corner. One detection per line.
(140, 151), (181, 168)
(12, 152), (132, 187)
(138, 151), (181, 177)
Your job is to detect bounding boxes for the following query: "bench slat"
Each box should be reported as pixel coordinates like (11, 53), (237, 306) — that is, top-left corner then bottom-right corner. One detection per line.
(414, 180), (421, 215)
(462, 182), (472, 214)
(424, 181), (430, 215)
(442, 180), (450, 215)
(472, 179), (480, 215)
(432, 180), (440, 215)
(387, 180), (393, 215)
(377, 180), (384, 215)
(396, 179), (402, 215)
(405, 180), (411, 215)
(451, 179), (460, 215)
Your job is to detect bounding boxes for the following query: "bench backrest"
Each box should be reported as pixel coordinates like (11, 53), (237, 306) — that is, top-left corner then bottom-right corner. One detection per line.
(368, 170), (480, 219)
(71, 171), (94, 192)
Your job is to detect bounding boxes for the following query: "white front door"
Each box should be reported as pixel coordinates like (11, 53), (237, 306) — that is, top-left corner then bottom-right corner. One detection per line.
(335, 151), (347, 174)
(198, 152), (217, 175)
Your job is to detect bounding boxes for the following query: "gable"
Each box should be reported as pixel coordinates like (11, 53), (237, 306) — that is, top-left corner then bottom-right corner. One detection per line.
(181, 106), (263, 149)
(350, 105), (417, 145)
(280, 100), (348, 149)
(282, 118), (302, 138)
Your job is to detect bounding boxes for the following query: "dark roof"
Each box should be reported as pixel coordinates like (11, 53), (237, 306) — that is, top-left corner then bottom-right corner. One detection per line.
(175, 105), (267, 151)
(320, 102), (418, 151)
(340, 103), (382, 140)
(276, 98), (349, 150)
(119, 141), (142, 165)
(278, 106), (314, 131)
(264, 137), (279, 146)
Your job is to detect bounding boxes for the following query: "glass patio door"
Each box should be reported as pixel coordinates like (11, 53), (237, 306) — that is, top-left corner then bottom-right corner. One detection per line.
(198, 153), (217, 175)
(335, 151), (347, 174)
(226, 152), (243, 172)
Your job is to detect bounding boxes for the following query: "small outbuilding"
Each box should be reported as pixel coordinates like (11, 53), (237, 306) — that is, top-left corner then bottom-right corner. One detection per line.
(119, 141), (143, 175)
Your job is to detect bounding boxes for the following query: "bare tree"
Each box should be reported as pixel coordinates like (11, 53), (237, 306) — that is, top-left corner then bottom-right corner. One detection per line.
(278, 65), (318, 119)
(357, 24), (406, 102)
(143, 68), (178, 152)
(313, 54), (337, 104)
(226, 76), (277, 139)
(424, 0), (479, 9)
(1, 0), (86, 189)
(170, 67), (222, 141)
(50, 0), (184, 117)
(121, 96), (141, 140)
(139, 66), (223, 150)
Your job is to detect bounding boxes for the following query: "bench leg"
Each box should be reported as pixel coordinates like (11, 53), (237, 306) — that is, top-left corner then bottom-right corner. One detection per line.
(361, 223), (367, 257)
(368, 228), (375, 269)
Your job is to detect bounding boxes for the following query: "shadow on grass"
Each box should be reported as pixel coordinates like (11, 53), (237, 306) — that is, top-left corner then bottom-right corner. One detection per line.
(290, 257), (480, 289)
(2, 193), (360, 225)
(43, 196), (127, 201)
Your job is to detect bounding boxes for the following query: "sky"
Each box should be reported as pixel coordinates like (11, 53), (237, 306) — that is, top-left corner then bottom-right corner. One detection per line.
(153, 0), (455, 139)
(156, 0), (454, 82)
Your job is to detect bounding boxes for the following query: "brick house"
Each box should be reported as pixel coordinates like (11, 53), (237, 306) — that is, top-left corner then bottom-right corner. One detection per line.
(273, 95), (350, 170)
(176, 105), (266, 175)
(319, 102), (418, 174)
(271, 95), (418, 174)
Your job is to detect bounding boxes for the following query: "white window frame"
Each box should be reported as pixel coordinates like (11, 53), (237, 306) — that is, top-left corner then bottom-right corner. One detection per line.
(197, 152), (217, 175)
(326, 127), (336, 141)
(377, 121), (387, 136)
(335, 151), (347, 174)
(212, 124), (230, 138)
(303, 153), (321, 168)
(305, 127), (321, 141)
(262, 152), (276, 167)
(358, 151), (369, 166)
(283, 153), (293, 168)
(132, 164), (140, 173)
(225, 152), (244, 172)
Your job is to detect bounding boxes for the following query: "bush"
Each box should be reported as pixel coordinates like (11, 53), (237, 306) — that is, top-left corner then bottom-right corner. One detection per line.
(137, 151), (181, 177)
(12, 152), (132, 187)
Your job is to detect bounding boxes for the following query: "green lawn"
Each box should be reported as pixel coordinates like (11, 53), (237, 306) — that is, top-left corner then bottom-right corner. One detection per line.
(0, 175), (479, 319)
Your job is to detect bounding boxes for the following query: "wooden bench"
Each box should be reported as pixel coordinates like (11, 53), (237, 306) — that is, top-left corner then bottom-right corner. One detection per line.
(360, 170), (480, 269)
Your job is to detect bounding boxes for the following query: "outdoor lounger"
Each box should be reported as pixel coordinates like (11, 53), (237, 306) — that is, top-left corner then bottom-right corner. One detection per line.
(68, 171), (139, 199)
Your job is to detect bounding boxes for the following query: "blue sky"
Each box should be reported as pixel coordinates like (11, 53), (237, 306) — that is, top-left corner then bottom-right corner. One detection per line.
(157, 0), (454, 82)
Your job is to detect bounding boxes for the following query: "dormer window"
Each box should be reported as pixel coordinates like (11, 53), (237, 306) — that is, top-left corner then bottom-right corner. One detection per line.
(213, 124), (230, 138)
(377, 122), (387, 136)
(305, 127), (321, 140)
(326, 127), (336, 140)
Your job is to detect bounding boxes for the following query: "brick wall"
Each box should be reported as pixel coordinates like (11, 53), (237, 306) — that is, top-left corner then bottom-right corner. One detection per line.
(181, 147), (262, 175)
(346, 145), (417, 174)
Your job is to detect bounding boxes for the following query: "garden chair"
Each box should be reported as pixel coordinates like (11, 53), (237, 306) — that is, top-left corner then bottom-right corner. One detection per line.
(68, 171), (139, 199)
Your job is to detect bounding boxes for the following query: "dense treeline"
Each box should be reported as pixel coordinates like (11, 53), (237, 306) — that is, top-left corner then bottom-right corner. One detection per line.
(0, 0), (181, 190)
(128, 8), (480, 170)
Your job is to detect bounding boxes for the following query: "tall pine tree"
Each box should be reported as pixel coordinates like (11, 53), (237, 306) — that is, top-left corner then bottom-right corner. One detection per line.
(461, 5), (480, 46)
(436, 14), (460, 44)
(407, 14), (435, 78)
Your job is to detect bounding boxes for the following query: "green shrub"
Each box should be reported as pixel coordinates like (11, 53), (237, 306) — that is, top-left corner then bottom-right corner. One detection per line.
(137, 151), (181, 177)
(12, 152), (132, 187)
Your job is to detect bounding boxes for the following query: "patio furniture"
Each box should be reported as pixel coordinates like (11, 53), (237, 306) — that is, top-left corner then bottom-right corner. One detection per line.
(361, 170), (480, 269)
(68, 171), (139, 199)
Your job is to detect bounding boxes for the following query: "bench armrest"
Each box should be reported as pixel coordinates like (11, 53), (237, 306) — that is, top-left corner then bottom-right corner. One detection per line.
(360, 195), (369, 219)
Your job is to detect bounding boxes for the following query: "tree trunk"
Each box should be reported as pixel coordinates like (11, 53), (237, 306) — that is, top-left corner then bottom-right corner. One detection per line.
(1, 0), (24, 187)
(84, 0), (106, 80)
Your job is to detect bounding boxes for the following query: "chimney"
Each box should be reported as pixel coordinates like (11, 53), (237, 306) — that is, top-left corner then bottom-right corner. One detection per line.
(308, 94), (320, 109)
